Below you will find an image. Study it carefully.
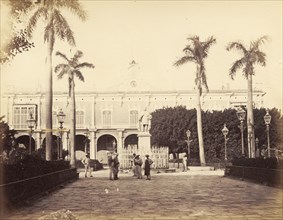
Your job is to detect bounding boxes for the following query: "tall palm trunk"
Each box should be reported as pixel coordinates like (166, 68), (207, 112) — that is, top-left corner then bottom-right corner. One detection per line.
(70, 78), (76, 167)
(196, 66), (206, 166)
(247, 74), (255, 158)
(45, 38), (53, 161)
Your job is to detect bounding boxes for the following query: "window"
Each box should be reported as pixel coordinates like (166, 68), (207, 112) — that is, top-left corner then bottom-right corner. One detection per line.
(13, 105), (36, 129)
(102, 110), (111, 128)
(76, 110), (85, 128)
(130, 110), (138, 127)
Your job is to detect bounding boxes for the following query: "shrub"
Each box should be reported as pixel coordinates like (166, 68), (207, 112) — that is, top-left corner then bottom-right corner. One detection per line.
(1, 154), (71, 184)
(231, 157), (283, 169)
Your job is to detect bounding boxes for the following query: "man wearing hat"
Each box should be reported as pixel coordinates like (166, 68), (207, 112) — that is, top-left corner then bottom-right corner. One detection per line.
(81, 154), (92, 178)
(113, 153), (120, 180)
(144, 155), (153, 180)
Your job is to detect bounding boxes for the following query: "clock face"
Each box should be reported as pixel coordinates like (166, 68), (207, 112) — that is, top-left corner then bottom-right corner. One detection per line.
(130, 80), (137, 88)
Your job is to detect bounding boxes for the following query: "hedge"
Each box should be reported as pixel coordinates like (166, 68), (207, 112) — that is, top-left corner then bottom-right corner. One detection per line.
(1, 155), (71, 184)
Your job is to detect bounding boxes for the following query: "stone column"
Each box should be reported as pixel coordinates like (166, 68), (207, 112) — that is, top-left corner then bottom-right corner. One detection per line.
(117, 129), (124, 156)
(90, 131), (96, 160)
(36, 132), (42, 150)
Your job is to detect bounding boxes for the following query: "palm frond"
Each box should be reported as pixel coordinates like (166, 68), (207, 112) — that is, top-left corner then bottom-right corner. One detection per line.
(74, 70), (84, 82)
(55, 0), (87, 21)
(182, 45), (194, 56)
(57, 69), (68, 80)
(55, 51), (70, 63)
(174, 56), (195, 67)
(52, 9), (75, 46)
(26, 7), (48, 39)
(226, 41), (248, 55)
(229, 58), (245, 80)
(187, 35), (199, 42)
(72, 51), (84, 63)
(202, 36), (216, 58)
(55, 63), (68, 73)
(75, 62), (95, 69)
(242, 64), (254, 79)
(255, 51), (266, 66)
(251, 35), (269, 50)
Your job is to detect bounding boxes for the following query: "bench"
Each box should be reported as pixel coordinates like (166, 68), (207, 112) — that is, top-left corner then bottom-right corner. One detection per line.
(164, 168), (176, 173)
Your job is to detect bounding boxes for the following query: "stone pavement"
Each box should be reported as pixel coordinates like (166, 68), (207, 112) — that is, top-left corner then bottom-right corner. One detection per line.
(2, 169), (282, 220)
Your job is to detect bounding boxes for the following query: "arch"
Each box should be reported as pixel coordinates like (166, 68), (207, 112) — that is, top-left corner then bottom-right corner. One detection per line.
(75, 134), (88, 152)
(97, 134), (117, 165)
(124, 134), (138, 149)
(16, 135), (35, 152)
(42, 135), (60, 160)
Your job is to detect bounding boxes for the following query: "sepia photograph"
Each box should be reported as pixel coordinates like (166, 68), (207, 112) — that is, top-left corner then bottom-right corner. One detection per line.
(0, 0), (282, 219)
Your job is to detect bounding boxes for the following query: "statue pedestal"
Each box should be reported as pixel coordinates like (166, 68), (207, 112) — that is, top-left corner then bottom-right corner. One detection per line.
(138, 132), (151, 158)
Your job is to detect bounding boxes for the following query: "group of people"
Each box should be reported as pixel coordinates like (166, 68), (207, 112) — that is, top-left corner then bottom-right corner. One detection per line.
(131, 153), (153, 180)
(81, 152), (154, 180)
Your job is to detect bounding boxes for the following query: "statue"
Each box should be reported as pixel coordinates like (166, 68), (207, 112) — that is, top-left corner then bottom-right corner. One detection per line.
(139, 108), (152, 132)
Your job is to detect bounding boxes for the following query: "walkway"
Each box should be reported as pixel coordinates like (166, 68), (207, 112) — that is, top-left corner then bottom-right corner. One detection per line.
(3, 169), (283, 220)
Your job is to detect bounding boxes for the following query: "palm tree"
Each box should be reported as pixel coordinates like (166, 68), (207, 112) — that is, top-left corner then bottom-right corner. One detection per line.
(174, 35), (216, 166)
(226, 36), (268, 158)
(25, 0), (87, 161)
(55, 50), (94, 166)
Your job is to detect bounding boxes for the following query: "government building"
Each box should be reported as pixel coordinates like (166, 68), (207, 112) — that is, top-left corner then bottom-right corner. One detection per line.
(1, 61), (265, 167)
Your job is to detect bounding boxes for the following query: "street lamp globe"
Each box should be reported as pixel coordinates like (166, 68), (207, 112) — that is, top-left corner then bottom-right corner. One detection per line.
(57, 109), (66, 128)
(222, 124), (229, 137)
(186, 129), (191, 139)
(264, 110), (271, 125)
(26, 112), (36, 129)
(236, 107), (246, 121)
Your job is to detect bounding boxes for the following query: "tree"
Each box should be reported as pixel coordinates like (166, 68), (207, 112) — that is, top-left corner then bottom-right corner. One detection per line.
(0, 116), (17, 163)
(226, 36), (269, 158)
(174, 36), (216, 166)
(25, 0), (87, 161)
(55, 50), (94, 166)
(0, 0), (34, 64)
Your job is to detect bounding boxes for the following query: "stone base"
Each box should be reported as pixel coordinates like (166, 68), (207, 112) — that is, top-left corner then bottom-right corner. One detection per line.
(138, 132), (151, 157)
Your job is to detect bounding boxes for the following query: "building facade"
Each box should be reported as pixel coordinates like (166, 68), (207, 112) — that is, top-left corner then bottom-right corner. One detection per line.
(1, 61), (266, 165)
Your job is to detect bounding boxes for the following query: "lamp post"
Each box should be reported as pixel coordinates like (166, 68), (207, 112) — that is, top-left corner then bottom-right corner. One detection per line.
(236, 107), (246, 157)
(57, 109), (66, 160)
(26, 111), (36, 155)
(186, 129), (192, 160)
(222, 124), (229, 161)
(264, 110), (271, 158)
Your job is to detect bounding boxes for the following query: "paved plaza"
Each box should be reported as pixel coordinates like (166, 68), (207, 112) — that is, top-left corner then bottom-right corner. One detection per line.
(2, 169), (283, 220)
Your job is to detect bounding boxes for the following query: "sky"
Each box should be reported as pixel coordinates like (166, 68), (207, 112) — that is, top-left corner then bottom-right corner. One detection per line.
(0, 0), (282, 111)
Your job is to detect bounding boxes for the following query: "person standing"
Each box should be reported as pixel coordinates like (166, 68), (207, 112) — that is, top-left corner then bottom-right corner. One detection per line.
(113, 153), (120, 180)
(182, 153), (188, 172)
(135, 155), (143, 179)
(131, 153), (137, 177)
(81, 154), (92, 178)
(108, 152), (114, 180)
(144, 154), (153, 180)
